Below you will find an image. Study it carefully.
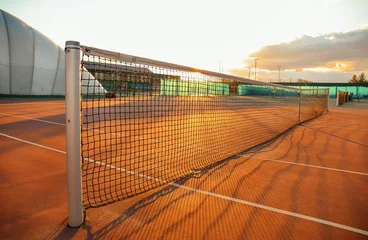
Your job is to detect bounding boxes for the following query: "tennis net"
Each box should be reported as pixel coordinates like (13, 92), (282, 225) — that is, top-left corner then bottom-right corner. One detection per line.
(65, 42), (329, 225)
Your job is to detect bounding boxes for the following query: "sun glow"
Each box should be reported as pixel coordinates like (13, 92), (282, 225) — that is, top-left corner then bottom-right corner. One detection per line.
(302, 67), (334, 72)
(325, 36), (336, 40)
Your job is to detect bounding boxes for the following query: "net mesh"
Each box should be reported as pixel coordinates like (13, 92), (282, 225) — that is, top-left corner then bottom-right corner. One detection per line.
(300, 89), (329, 122)
(79, 46), (328, 209)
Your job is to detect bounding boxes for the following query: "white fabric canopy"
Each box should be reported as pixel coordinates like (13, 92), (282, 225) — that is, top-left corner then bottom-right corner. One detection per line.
(0, 9), (106, 95)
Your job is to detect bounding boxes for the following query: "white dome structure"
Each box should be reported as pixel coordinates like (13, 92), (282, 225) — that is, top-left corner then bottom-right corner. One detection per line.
(0, 9), (106, 96)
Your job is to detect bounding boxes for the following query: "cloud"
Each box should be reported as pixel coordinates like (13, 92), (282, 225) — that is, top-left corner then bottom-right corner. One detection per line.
(231, 28), (368, 78)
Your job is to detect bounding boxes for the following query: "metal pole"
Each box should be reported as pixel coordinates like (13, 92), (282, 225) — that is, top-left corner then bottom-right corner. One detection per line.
(65, 40), (83, 227)
(254, 58), (259, 80)
(326, 88), (330, 112)
(277, 66), (281, 82)
(335, 86), (337, 98)
(336, 90), (339, 106)
(298, 90), (302, 124)
(255, 59), (257, 80)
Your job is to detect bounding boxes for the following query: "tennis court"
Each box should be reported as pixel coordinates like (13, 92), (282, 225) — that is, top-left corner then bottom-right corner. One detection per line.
(0, 98), (367, 239)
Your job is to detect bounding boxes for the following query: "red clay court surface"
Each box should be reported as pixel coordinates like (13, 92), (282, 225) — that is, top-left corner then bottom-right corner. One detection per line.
(0, 98), (367, 240)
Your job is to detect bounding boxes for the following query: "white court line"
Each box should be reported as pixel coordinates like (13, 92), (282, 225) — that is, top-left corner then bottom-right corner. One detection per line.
(0, 112), (128, 139)
(0, 112), (164, 142)
(0, 112), (115, 139)
(0, 132), (367, 236)
(323, 127), (368, 130)
(0, 113), (65, 126)
(0, 133), (66, 154)
(250, 156), (368, 176)
(306, 125), (368, 131)
(201, 147), (368, 176)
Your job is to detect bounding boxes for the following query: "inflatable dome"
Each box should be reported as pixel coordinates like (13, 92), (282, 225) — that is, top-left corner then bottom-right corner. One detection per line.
(0, 9), (106, 96)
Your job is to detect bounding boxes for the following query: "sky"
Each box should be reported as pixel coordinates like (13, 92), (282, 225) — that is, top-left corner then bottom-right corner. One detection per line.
(1, 0), (367, 82)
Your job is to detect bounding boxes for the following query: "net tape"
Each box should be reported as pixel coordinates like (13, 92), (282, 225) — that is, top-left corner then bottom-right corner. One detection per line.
(79, 45), (328, 208)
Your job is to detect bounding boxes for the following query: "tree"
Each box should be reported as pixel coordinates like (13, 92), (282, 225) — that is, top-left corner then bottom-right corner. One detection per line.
(358, 72), (366, 83)
(349, 74), (359, 83)
(349, 73), (367, 83)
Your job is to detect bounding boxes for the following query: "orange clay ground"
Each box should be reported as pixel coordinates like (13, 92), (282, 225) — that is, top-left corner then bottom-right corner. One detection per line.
(0, 98), (367, 240)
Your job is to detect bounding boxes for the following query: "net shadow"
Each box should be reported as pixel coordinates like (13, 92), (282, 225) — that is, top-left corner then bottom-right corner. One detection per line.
(80, 127), (297, 239)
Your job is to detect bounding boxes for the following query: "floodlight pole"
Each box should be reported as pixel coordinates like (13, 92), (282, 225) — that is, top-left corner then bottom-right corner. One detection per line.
(254, 58), (259, 80)
(277, 66), (281, 82)
(65, 41), (83, 227)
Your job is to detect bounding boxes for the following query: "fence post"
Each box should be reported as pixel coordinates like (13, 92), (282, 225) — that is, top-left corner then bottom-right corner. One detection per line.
(298, 90), (302, 124)
(65, 41), (83, 227)
(326, 88), (330, 112)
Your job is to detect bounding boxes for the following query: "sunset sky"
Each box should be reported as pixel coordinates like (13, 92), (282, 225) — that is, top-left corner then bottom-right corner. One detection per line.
(1, 0), (367, 82)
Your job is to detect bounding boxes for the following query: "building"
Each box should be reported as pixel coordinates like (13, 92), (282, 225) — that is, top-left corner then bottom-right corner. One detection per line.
(0, 9), (106, 96)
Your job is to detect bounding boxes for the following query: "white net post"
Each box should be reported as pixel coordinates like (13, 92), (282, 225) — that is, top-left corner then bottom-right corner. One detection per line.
(336, 90), (340, 106)
(65, 41), (83, 227)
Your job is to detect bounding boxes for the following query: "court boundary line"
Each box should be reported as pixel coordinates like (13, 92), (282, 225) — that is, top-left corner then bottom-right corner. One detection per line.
(247, 156), (368, 176)
(0, 113), (65, 126)
(314, 126), (368, 131)
(1, 132), (367, 236)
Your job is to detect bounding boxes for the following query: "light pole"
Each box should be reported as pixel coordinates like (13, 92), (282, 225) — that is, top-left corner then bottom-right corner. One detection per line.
(277, 66), (281, 82)
(253, 58), (259, 80)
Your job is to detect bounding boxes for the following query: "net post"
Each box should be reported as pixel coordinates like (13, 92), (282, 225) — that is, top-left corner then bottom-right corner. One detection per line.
(336, 90), (339, 106)
(65, 41), (83, 227)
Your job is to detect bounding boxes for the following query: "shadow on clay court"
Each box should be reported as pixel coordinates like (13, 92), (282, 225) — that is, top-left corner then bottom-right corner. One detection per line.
(301, 125), (368, 147)
(51, 128), (299, 239)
